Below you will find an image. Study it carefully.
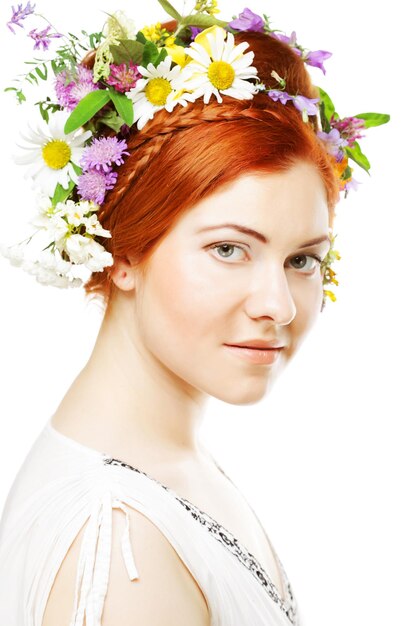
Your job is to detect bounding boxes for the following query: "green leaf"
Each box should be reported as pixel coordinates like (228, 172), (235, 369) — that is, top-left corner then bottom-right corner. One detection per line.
(182, 14), (228, 28)
(108, 88), (134, 126)
(136, 31), (147, 44)
(72, 163), (83, 176)
(4, 86), (26, 104)
(35, 64), (48, 81)
(51, 181), (75, 206)
(345, 141), (371, 174)
(353, 112), (391, 128)
(110, 39), (144, 65)
(64, 90), (111, 134)
(319, 101), (331, 133)
(156, 0), (182, 21)
(142, 40), (160, 66)
(38, 102), (50, 123)
(155, 47), (168, 67)
(318, 87), (336, 119)
(98, 110), (126, 133)
(27, 72), (38, 85)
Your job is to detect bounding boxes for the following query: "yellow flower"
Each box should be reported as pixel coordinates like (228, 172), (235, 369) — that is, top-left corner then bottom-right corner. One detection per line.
(324, 289), (337, 302)
(163, 42), (188, 67)
(141, 22), (166, 43)
(193, 25), (221, 57)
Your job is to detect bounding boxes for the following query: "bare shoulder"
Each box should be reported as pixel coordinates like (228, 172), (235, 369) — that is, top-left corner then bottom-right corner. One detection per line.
(42, 503), (211, 626)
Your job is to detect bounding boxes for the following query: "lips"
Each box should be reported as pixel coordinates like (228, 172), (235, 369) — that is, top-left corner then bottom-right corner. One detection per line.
(225, 340), (285, 349)
(224, 344), (283, 364)
(226, 345), (280, 350)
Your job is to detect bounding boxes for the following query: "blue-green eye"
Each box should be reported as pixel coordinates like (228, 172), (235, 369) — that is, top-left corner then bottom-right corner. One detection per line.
(208, 242), (323, 273)
(209, 242), (246, 260)
(289, 254), (323, 272)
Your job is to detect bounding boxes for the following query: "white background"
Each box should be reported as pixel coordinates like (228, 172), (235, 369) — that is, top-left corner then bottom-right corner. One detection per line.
(0, 1), (414, 625)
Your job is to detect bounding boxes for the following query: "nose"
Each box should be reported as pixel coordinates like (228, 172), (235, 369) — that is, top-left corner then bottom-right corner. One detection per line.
(245, 264), (297, 326)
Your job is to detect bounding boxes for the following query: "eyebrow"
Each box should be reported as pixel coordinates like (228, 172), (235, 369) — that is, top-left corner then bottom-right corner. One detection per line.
(197, 223), (331, 248)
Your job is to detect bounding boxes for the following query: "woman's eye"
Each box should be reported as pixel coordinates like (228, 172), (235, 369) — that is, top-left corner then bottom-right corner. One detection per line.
(208, 244), (323, 273)
(208, 243), (246, 261)
(289, 254), (322, 273)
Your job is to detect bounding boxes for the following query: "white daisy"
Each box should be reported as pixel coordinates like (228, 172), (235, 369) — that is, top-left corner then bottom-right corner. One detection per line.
(126, 54), (195, 130)
(181, 25), (260, 104)
(14, 110), (92, 198)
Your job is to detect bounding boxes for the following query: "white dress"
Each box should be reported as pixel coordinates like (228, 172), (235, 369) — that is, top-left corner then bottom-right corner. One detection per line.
(0, 417), (300, 626)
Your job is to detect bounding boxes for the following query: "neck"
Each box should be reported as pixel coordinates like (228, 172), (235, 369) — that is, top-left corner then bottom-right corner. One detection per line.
(54, 292), (209, 463)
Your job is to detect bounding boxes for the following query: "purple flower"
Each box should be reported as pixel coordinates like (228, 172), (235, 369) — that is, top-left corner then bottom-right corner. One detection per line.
(317, 128), (349, 160)
(267, 90), (293, 105)
(345, 177), (361, 192)
(292, 94), (320, 117)
(272, 31), (302, 59)
(7, 1), (35, 34)
(55, 64), (100, 111)
(268, 90), (319, 121)
(107, 61), (142, 93)
(189, 26), (203, 41)
(331, 116), (366, 147)
(272, 30), (298, 46)
(304, 50), (332, 75)
(27, 25), (62, 50)
(228, 8), (265, 32)
(80, 136), (130, 173)
(77, 170), (118, 205)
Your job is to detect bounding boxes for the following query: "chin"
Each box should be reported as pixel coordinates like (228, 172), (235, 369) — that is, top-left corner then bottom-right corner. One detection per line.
(209, 371), (284, 406)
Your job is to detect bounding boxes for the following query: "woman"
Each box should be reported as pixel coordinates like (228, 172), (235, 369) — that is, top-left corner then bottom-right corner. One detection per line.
(0, 4), (388, 625)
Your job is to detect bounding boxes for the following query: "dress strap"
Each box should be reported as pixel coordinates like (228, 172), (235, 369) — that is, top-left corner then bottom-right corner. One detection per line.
(70, 491), (140, 626)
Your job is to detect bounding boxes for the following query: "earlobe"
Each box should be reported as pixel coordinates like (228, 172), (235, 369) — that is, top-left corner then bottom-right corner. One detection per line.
(110, 256), (136, 292)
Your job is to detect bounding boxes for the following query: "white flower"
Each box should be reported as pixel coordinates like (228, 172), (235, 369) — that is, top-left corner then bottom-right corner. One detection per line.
(83, 214), (112, 238)
(31, 212), (68, 241)
(0, 242), (26, 266)
(83, 240), (114, 272)
(28, 262), (83, 288)
(23, 248), (83, 288)
(126, 54), (195, 130)
(57, 233), (113, 272)
(63, 234), (95, 264)
(14, 110), (92, 197)
(181, 26), (260, 104)
(103, 10), (136, 40)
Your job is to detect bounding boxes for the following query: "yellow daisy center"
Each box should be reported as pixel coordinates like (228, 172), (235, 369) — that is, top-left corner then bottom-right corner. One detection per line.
(42, 140), (71, 170)
(145, 77), (172, 106)
(207, 60), (235, 90)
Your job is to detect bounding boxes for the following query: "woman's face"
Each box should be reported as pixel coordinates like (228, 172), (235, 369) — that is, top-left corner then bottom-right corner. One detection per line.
(124, 159), (331, 405)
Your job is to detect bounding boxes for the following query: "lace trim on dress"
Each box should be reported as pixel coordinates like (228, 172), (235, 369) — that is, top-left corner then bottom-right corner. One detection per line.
(103, 455), (298, 626)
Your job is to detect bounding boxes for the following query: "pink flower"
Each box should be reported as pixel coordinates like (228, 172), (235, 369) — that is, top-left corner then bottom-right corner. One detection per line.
(331, 116), (366, 147)
(107, 61), (142, 93)
(55, 65), (99, 111)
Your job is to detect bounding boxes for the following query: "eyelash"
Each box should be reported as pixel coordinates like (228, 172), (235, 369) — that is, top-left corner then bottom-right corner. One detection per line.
(207, 242), (324, 272)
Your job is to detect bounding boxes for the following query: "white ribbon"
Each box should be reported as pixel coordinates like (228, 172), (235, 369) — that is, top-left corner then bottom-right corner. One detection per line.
(70, 492), (140, 626)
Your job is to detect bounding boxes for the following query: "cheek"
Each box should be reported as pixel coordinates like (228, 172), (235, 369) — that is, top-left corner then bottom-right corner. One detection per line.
(137, 246), (227, 367)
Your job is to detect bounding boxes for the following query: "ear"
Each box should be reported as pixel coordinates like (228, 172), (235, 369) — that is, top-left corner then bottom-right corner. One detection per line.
(109, 256), (136, 292)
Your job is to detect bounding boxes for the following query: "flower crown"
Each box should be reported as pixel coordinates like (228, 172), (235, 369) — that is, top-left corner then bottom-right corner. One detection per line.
(1, 1), (389, 308)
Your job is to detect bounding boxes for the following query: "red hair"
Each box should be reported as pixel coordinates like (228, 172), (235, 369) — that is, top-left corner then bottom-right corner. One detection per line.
(83, 26), (340, 308)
